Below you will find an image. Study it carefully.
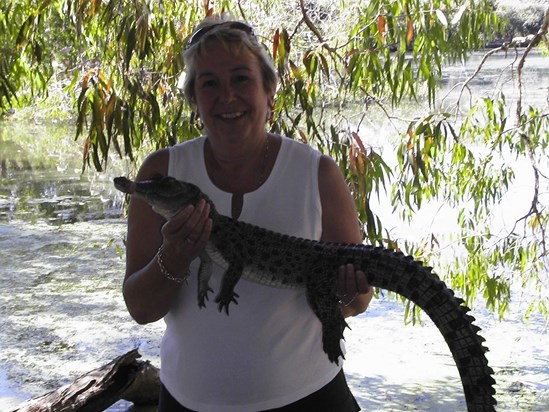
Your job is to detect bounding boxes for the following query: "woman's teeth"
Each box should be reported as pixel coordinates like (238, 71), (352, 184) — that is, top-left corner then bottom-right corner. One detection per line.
(220, 112), (245, 119)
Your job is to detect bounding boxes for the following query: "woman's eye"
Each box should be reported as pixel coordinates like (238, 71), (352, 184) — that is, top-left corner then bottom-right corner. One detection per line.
(200, 79), (216, 88)
(235, 75), (249, 83)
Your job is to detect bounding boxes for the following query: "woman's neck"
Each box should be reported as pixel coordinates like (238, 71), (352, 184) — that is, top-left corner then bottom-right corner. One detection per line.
(204, 133), (279, 218)
(207, 133), (268, 172)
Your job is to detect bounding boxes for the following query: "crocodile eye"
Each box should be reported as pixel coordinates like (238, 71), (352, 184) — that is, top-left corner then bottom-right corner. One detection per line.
(185, 183), (202, 199)
(156, 177), (182, 193)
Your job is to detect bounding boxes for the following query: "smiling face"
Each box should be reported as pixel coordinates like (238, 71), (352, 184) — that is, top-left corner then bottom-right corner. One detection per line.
(192, 41), (274, 147)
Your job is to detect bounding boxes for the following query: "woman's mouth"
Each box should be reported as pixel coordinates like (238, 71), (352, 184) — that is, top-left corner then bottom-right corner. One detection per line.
(219, 111), (245, 120)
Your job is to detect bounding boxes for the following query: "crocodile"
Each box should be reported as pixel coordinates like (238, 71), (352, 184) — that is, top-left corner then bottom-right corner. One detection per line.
(114, 175), (497, 411)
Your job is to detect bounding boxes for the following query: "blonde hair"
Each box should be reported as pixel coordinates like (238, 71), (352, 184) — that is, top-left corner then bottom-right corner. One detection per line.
(182, 15), (278, 109)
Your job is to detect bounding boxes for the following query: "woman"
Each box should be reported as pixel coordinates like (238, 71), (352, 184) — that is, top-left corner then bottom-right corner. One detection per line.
(123, 15), (373, 412)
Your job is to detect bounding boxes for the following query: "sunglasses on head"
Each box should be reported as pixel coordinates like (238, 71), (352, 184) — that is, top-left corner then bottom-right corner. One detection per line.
(187, 21), (256, 48)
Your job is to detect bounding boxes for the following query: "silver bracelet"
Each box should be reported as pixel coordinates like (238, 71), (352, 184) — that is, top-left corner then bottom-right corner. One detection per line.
(157, 244), (190, 284)
(339, 292), (359, 307)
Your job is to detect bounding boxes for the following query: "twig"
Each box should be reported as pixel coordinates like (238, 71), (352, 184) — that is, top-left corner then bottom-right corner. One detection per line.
(237, 1), (247, 21)
(515, 6), (549, 125)
(455, 46), (505, 107)
(513, 6), (549, 256)
(298, 0), (335, 54)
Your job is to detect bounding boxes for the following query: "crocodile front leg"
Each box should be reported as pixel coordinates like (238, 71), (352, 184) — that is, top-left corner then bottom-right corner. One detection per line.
(306, 266), (349, 365)
(215, 260), (243, 314)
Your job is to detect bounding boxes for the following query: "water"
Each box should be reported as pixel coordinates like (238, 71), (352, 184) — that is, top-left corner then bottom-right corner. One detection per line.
(0, 50), (548, 410)
(362, 50), (549, 244)
(0, 124), (164, 410)
(0, 218), (165, 410)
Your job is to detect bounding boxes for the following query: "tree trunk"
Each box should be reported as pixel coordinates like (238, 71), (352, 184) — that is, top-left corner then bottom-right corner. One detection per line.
(12, 349), (160, 412)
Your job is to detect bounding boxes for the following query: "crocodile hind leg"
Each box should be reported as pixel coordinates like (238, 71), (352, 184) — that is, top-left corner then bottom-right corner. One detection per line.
(215, 260), (243, 314)
(306, 268), (348, 365)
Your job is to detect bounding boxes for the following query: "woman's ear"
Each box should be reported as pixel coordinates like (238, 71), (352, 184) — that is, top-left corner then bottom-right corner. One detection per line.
(266, 98), (275, 121)
(191, 99), (198, 115)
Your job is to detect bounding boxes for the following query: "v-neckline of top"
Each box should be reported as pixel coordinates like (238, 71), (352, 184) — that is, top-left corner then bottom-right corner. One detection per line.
(201, 135), (285, 219)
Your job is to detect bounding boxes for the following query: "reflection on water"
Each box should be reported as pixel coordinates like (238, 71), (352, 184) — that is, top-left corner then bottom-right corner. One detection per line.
(0, 173), (122, 224)
(0, 121), (125, 224)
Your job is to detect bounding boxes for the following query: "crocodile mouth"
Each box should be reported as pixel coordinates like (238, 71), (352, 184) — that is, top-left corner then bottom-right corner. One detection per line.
(113, 177), (136, 194)
(114, 176), (204, 218)
(140, 178), (204, 218)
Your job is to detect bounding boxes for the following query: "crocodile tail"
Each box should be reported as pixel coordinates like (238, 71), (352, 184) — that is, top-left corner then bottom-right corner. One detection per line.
(363, 247), (497, 411)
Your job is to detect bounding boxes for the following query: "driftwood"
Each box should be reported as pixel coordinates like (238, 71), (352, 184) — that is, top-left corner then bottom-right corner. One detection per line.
(12, 349), (160, 412)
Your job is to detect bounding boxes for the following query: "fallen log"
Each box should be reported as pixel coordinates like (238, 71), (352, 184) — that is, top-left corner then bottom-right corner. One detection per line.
(12, 349), (160, 412)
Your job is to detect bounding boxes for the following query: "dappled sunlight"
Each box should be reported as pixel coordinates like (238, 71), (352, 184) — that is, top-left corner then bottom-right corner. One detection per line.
(347, 373), (464, 411)
(344, 297), (465, 410)
(344, 295), (549, 410)
(0, 219), (164, 409)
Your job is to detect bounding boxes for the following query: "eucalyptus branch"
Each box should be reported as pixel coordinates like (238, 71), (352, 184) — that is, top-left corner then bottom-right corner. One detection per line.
(501, 113), (549, 137)
(454, 46), (504, 107)
(236, 0), (247, 21)
(513, 6), (549, 256)
(515, 6), (549, 124)
(517, 133), (547, 256)
(355, 85), (408, 136)
(298, 0), (336, 55)
(336, 18), (376, 50)
(440, 45), (517, 117)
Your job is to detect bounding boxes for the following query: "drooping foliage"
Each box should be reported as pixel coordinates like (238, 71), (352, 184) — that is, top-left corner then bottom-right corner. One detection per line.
(1, 0), (548, 320)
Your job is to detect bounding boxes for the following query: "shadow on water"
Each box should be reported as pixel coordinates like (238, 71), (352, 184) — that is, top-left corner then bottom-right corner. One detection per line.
(346, 372), (466, 411)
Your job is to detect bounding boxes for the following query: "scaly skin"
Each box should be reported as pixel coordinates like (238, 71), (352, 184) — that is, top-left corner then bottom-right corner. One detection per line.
(114, 176), (497, 411)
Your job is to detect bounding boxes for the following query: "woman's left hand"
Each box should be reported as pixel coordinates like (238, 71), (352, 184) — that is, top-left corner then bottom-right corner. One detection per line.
(336, 263), (373, 317)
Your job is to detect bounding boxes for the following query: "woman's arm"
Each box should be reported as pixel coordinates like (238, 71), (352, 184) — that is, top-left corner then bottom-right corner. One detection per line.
(318, 155), (373, 317)
(122, 149), (212, 324)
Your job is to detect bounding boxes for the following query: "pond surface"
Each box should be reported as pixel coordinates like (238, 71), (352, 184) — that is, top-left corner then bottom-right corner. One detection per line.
(0, 50), (548, 411)
(0, 123), (164, 410)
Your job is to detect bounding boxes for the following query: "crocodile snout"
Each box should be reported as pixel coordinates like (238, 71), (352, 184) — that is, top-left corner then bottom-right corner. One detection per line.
(113, 177), (136, 194)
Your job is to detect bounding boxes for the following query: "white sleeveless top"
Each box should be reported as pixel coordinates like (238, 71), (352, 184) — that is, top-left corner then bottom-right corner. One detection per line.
(160, 136), (343, 412)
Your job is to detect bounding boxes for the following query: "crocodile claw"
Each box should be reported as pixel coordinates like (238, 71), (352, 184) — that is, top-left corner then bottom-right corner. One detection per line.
(198, 287), (214, 308)
(215, 292), (239, 315)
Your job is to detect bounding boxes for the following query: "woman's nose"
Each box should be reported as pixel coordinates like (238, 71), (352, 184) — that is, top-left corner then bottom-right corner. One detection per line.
(219, 83), (236, 103)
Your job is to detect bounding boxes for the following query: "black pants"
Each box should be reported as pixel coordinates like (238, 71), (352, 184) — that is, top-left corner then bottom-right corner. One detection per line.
(158, 369), (360, 412)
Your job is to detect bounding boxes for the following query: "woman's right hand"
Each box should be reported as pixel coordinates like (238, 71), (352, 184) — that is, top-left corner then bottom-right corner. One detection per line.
(157, 199), (212, 278)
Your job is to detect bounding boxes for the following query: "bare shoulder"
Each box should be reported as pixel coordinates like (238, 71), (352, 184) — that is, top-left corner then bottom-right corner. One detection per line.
(318, 154), (344, 184)
(318, 154), (362, 243)
(318, 154), (352, 208)
(135, 148), (170, 180)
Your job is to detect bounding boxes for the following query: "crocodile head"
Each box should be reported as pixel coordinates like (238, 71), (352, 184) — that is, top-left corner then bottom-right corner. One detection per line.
(114, 176), (203, 218)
